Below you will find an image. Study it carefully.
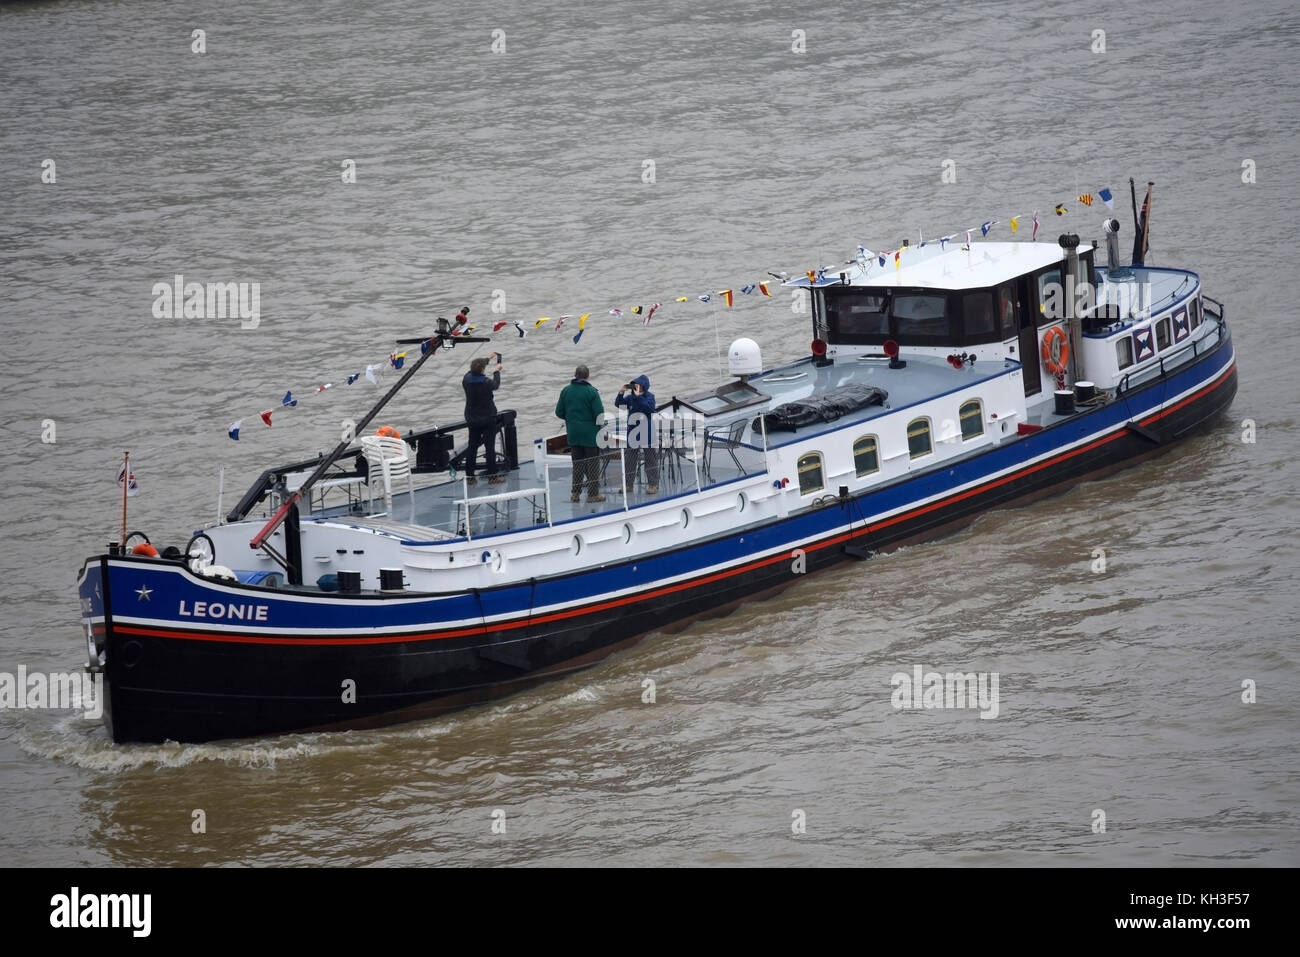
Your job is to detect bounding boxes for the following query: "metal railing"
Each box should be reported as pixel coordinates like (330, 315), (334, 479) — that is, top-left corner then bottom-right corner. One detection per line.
(1115, 311), (1226, 397)
(226, 411), (519, 522)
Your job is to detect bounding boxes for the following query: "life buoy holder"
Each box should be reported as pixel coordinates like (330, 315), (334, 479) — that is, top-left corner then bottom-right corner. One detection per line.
(185, 532), (216, 574)
(1041, 326), (1070, 375)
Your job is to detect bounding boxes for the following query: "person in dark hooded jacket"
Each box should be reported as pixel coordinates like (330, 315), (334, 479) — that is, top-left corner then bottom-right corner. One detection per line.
(615, 374), (660, 494)
(462, 352), (504, 484)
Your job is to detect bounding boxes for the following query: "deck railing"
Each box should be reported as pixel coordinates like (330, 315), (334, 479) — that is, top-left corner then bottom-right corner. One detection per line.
(1115, 311), (1226, 397)
(226, 411), (519, 522)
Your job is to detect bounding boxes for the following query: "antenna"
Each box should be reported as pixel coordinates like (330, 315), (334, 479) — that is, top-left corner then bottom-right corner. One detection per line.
(714, 312), (723, 380)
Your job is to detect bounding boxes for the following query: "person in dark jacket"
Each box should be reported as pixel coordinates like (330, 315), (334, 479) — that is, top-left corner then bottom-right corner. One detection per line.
(463, 352), (504, 484)
(615, 374), (660, 494)
(555, 364), (606, 502)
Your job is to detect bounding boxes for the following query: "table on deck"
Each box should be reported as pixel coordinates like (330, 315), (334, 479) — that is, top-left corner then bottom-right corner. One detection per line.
(453, 486), (548, 536)
(281, 474), (369, 512)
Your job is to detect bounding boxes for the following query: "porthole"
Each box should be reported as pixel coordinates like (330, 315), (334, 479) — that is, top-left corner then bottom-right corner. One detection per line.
(680, 508), (692, 529)
(736, 493), (747, 513)
(491, 550), (506, 573)
(570, 535), (584, 556)
(621, 523), (634, 545)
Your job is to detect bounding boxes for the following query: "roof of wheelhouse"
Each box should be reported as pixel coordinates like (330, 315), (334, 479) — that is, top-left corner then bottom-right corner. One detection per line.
(789, 240), (1097, 292)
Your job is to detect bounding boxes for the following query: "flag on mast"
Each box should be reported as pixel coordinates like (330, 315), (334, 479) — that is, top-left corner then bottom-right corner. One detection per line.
(116, 460), (140, 496)
(1131, 182), (1153, 266)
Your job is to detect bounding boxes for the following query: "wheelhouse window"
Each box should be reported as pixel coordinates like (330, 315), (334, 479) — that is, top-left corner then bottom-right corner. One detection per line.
(907, 418), (932, 458)
(959, 400), (984, 440)
(1156, 317), (1171, 351)
(853, 436), (879, 476)
(960, 291), (998, 343)
(825, 286), (1017, 347)
(1036, 267), (1064, 325)
(824, 291), (889, 342)
(1079, 249), (1095, 288)
(1116, 336), (1134, 369)
(1190, 297), (1202, 329)
(996, 283), (1020, 340)
(797, 452), (824, 494)
(891, 293), (950, 343)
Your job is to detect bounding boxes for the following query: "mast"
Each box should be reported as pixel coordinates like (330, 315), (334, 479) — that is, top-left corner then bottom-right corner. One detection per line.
(249, 331), (490, 555)
(120, 450), (130, 548)
(1131, 180), (1153, 267)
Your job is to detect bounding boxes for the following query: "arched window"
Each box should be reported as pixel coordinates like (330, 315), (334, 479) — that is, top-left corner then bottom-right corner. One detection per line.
(797, 452), (824, 494)
(959, 400), (984, 440)
(908, 418), (932, 459)
(853, 436), (879, 477)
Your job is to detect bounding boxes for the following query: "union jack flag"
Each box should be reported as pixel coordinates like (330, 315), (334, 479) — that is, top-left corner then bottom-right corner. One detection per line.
(116, 461), (139, 496)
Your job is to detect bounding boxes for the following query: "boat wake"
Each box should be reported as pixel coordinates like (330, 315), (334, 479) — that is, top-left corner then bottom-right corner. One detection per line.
(15, 710), (409, 771)
(559, 686), (602, 704)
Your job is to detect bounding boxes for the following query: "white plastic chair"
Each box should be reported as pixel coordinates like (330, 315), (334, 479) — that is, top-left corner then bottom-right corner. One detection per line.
(360, 435), (416, 522)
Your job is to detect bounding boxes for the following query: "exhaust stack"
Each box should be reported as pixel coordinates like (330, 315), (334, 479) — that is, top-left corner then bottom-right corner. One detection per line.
(1103, 218), (1122, 270)
(1059, 233), (1084, 384)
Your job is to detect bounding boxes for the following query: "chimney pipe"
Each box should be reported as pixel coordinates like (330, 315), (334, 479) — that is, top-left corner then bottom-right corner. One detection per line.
(1103, 218), (1122, 270)
(1059, 233), (1084, 384)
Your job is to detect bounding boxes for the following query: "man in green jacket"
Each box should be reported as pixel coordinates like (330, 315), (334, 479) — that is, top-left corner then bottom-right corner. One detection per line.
(555, 365), (606, 503)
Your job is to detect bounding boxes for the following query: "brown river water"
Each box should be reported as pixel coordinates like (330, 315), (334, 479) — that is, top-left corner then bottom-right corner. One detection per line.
(0, 0), (1296, 866)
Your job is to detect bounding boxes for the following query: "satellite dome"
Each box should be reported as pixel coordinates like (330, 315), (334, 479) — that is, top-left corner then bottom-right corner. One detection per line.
(728, 338), (762, 376)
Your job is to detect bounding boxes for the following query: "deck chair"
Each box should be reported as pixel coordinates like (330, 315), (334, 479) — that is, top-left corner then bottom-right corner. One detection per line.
(703, 418), (747, 482)
(360, 435), (416, 523)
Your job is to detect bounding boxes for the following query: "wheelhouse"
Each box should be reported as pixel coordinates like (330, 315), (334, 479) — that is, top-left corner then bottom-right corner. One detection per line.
(810, 245), (1098, 350)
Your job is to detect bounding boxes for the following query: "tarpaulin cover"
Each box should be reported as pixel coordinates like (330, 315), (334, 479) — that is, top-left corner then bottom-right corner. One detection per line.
(753, 384), (889, 433)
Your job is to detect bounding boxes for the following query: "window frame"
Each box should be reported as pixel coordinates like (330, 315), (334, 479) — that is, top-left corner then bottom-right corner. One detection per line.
(907, 417), (933, 459)
(959, 399), (984, 441)
(853, 435), (880, 477)
(958, 290), (999, 345)
(797, 451), (825, 495)
(1116, 335), (1134, 370)
(1156, 317), (1171, 351)
(1035, 266), (1065, 326)
(996, 282), (1020, 340)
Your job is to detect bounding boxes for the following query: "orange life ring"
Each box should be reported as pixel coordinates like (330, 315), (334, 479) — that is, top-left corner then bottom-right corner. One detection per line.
(1041, 326), (1070, 375)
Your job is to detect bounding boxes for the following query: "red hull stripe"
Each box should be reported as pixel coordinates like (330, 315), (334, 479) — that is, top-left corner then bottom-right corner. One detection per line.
(115, 361), (1235, 648)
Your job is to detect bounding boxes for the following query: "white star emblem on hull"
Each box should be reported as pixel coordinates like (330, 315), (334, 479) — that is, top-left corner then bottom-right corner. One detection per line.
(136, 585), (152, 601)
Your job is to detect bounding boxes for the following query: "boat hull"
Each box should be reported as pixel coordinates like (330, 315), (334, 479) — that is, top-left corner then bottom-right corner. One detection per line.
(78, 334), (1238, 744)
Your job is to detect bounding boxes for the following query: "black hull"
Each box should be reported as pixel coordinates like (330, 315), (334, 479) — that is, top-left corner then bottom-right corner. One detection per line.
(99, 357), (1238, 744)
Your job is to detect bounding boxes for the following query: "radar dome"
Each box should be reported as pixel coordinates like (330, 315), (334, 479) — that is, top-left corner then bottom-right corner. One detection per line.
(728, 338), (762, 376)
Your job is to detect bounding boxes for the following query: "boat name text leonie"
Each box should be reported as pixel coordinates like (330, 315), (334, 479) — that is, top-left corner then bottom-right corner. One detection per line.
(178, 600), (269, 621)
